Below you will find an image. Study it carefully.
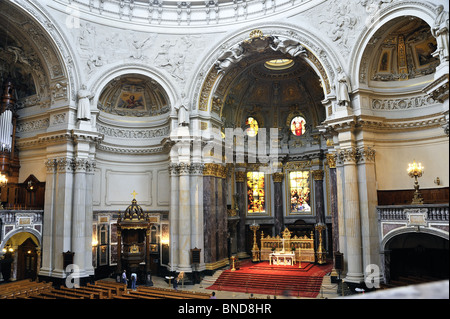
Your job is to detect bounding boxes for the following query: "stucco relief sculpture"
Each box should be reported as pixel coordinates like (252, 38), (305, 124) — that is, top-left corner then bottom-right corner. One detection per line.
(270, 36), (307, 58)
(214, 42), (245, 73)
(77, 85), (93, 121)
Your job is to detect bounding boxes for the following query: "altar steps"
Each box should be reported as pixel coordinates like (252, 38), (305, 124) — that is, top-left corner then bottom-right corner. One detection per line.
(207, 266), (326, 297)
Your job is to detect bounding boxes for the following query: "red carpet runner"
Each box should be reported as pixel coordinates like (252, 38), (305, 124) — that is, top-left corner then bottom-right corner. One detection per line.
(206, 260), (333, 298)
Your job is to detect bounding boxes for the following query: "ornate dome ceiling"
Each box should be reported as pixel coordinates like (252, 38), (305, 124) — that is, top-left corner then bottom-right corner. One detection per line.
(98, 74), (170, 117)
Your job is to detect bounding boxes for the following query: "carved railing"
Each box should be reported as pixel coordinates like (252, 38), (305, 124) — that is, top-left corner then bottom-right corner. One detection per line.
(378, 204), (449, 221)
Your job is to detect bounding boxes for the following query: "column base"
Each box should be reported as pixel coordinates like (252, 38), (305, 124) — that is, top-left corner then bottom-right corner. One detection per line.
(344, 272), (365, 284)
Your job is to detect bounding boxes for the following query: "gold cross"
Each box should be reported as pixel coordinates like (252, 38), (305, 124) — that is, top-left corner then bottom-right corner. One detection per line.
(131, 190), (138, 199)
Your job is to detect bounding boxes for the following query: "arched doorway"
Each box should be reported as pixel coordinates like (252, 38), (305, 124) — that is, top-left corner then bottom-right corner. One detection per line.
(386, 232), (449, 281)
(1, 232), (40, 282)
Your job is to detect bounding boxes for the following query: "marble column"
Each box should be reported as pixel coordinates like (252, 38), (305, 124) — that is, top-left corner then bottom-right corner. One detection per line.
(52, 157), (74, 278)
(217, 165), (228, 262)
(84, 160), (95, 276)
(235, 170), (247, 257)
(357, 147), (381, 276)
(313, 170), (325, 225)
(337, 148), (364, 283)
(168, 163), (179, 272)
(313, 169), (326, 264)
(71, 158), (88, 278)
(272, 172), (284, 236)
(190, 163), (204, 270)
(39, 158), (57, 277)
(326, 153), (339, 254)
(203, 171), (216, 264)
(177, 162), (191, 272)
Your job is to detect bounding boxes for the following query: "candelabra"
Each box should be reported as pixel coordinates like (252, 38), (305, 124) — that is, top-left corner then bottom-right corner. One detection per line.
(407, 160), (424, 205)
(315, 223), (327, 264)
(250, 222), (260, 262)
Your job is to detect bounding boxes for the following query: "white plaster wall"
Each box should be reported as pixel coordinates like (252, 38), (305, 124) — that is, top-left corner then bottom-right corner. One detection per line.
(375, 135), (449, 190)
(92, 156), (170, 210)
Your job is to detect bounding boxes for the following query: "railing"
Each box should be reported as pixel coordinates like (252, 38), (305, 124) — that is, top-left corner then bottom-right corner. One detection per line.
(377, 204), (449, 221)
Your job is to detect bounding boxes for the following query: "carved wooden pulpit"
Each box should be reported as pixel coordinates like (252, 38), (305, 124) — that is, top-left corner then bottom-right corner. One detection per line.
(116, 192), (152, 278)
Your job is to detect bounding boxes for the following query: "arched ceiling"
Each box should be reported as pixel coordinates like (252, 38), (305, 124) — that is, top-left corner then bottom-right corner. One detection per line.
(0, 1), (68, 109)
(362, 16), (439, 85)
(220, 54), (325, 131)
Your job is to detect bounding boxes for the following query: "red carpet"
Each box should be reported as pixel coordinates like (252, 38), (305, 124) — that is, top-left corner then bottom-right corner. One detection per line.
(206, 260), (333, 298)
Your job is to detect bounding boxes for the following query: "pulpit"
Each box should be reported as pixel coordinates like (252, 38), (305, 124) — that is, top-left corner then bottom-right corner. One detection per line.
(116, 193), (153, 283)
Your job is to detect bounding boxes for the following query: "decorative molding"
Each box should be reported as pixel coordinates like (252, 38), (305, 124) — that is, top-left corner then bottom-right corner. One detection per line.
(371, 95), (437, 111)
(97, 123), (170, 139)
(16, 118), (50, 133)
(96, 143), (165, 155)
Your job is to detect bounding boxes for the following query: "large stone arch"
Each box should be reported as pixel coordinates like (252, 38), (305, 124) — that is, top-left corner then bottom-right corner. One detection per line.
(191, 23), (345, 121)
(1, 1), (78, 105)
(0, 228), (42, 251)
(381, 226), (449, 252)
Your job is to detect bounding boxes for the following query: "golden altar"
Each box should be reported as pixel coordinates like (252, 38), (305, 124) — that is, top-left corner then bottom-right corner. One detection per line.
(260, 228), (315, 263)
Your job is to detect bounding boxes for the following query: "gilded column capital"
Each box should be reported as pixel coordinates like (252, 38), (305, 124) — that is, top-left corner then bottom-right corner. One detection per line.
(272, 172), (284, 183)
(216, 165), (227, 179)
(235, 171), (246, 183)
(326, 153), (336, 168)
(203, 163), (218, 177)
(312, 170), (324, 181)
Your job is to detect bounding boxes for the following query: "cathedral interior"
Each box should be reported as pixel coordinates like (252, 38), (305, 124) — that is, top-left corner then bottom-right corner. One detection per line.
(0, 0), (448, 297)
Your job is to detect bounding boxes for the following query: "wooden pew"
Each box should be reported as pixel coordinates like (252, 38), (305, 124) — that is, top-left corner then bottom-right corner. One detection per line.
(86, 283), (114, 298)
(0, 280), (53, 299)
(94, 280), (127, 296)
(58, 286), (98, 299)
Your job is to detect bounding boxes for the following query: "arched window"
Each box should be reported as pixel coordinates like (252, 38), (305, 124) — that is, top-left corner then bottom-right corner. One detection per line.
(290, 116), (306, 136)
(247, 172), (265, 213)
(245, 116), (259, 137)
(289, 171), (311, 214)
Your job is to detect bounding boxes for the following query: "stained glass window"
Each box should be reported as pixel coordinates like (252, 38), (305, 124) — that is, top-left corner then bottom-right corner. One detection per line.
(245, 116), (259, 137)
(290, 116), (306, 136)
(289, 171), (311, 213)
(247, 172), (265, 213)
